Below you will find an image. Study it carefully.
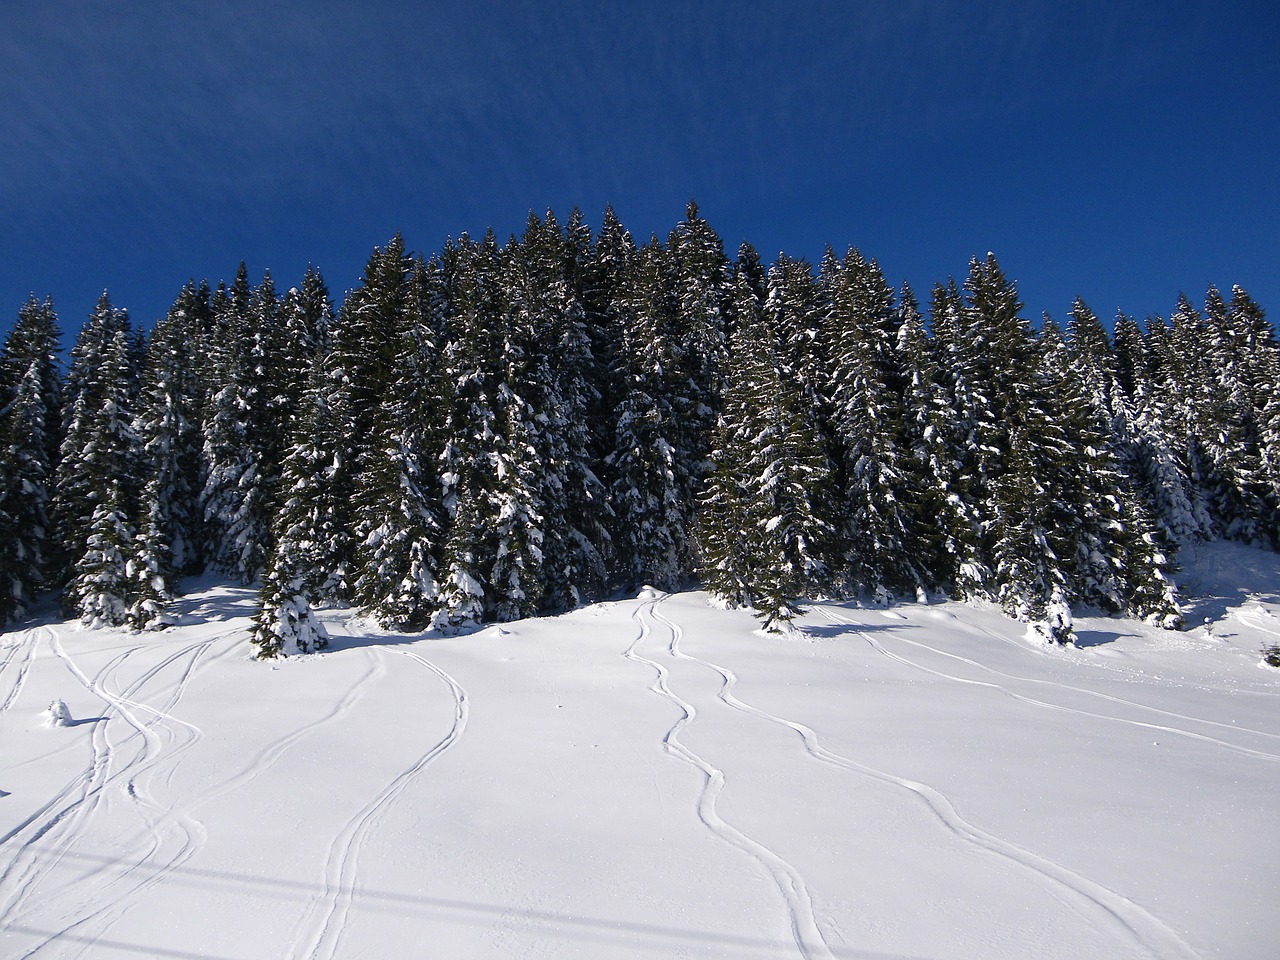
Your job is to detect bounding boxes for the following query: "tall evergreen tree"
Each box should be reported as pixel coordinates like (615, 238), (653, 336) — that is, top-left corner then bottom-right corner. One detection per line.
(53, 293), (142, 623)
(700, 244), (834, 630)
(434, 232), (503, 624)
(0, 297), (62, 621)
(822, 249), (918, 597)
(607, 238), (688, 590)
(201, 265), (278, 582)
(351, 253), (445, 628)
(134, 282), (209, 583)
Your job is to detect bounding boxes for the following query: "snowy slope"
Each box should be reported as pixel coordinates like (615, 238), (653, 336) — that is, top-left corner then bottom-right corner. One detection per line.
(1, 543), (1278, 960)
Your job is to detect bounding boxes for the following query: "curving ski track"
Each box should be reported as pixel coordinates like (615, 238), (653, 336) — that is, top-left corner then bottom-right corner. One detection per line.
(0, 627), (40, 714)
(822, 608), (1280, 764)
(0, 627), (239, 959)
(646, 599), (1202, 960)
(625, 596), (836, 960)
(287, 644), (469, 960)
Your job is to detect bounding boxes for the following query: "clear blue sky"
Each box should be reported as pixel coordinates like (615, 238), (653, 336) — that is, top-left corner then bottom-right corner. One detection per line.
(3, 1), (1278, 338)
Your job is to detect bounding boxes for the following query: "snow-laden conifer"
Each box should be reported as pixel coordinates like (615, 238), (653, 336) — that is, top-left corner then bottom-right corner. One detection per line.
(701, 248), (833, 631)
(352, 256), (443, 628)
(606, 240), (688, 590)
(0, 297), (62, 622)
(54, 295), (142, 622)
(822, 249), (919, 597)
(201, 266), (279, 582)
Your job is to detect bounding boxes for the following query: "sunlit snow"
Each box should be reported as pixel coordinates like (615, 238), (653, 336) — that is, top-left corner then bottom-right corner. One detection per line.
(1, 542), (1277, 959)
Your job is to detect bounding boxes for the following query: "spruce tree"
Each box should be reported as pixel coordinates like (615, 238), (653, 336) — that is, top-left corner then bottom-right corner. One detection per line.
(822, 249), (918, 598)
(607, 238), (687, 590)
(701, 247), (834, 631)
(54, 294), (141, 623)
(133, 283), (209, 582)
(434, 232), (502, 624)
(697, 244), (765, 610)
(0, 297), (62, 622)
(352, 254), (445, 629)
(201, 265), (278, 582)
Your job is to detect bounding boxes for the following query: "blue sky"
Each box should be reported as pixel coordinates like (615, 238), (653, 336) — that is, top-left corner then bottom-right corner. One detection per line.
(3, 1), (1278, 338)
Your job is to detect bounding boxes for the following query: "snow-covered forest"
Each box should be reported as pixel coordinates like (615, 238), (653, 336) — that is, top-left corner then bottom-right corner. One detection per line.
(2, 203), (1276, 651)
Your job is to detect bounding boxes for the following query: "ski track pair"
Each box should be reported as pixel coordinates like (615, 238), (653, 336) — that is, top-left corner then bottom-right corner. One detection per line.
(2, 624), (472, 960)
(1, 626), (238, 959)
(629, 594), (1203, 960)
(285, 643), (469, 960)
(822, 608), (1280, 762)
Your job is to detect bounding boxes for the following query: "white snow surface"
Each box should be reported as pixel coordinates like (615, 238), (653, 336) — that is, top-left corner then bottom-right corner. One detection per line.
(2, 541), (1278, 959)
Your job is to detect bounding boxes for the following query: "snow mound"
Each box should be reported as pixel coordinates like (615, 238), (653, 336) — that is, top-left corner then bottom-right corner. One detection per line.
(42, 699), (73, 728)
(636, 584), (665, 600)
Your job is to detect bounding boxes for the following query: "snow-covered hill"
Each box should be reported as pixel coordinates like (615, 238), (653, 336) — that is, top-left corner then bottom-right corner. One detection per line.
(2, 542), (1278, 960)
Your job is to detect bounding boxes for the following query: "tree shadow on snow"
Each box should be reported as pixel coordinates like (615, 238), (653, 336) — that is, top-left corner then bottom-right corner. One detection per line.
(166, 576), (262, 626)
(318, 618), (503, 655)
(801, 619), (919, 641)
(1070, 627), (1130, 648)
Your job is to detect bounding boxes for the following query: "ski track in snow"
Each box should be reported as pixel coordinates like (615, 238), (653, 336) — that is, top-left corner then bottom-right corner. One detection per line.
(1232, 607), (1280, 664)
(0, 626), (238, 959)
(0, 627), (40, 714)
(648, 600), (1201, 960)
(287, 643), (469, 960)
(823, 608), (1280, 765)
(625, 596), (836, 960)
(32, 644), (390, 958)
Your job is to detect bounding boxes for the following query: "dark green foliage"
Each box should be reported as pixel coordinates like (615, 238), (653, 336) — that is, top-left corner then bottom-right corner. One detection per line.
(135, 283), (210, 583)
(201, 266), (284, 583)
(822, 249), (918, 597)
(25, 207), (1278, 650)
(0, 297), (62, 622)
(53, 293), (142, 623)
(699, 246), (834, 631)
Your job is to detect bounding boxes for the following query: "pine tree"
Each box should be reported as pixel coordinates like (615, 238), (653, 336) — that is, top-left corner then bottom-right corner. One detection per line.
(989, 425), (1074, 643)
(434, 232), (504, 624)
(133, 283), (209, 582)
(946, 256), (1067, 622)
(892, 281), (948, 593)
(54, 293), (141, 623)
(0, 297), (62, 622)
(697, 244), (767, 608)
(666, 200), (730, 517)
(126, 475), (175, 631)
(431, 473), (488, 632)
(201, 265), (279, 582)
(503, 212), (610, 612)
(249, 271), (344, 653)
(250, 539), (329, 658)
(582, 206), (633, 479)
(75, 489), (135, 629)
(822, 249), (918, 598)
(701, 246), (834, 631)
(352, 254), (444, 629)
(607, 238), (687, 590)
(924, 279), (990, 597)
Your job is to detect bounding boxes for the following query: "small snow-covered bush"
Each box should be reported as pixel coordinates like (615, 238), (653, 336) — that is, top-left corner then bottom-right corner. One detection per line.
(1262, 643), (1280, 669)
(44, 700), (73, 727)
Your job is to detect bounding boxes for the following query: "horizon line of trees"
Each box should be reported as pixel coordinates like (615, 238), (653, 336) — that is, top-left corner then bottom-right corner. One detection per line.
(1, 202), (1275, 654)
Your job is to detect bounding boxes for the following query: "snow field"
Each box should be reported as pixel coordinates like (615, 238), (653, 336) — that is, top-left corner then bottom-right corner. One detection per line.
(2, 543), (1279, 959)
